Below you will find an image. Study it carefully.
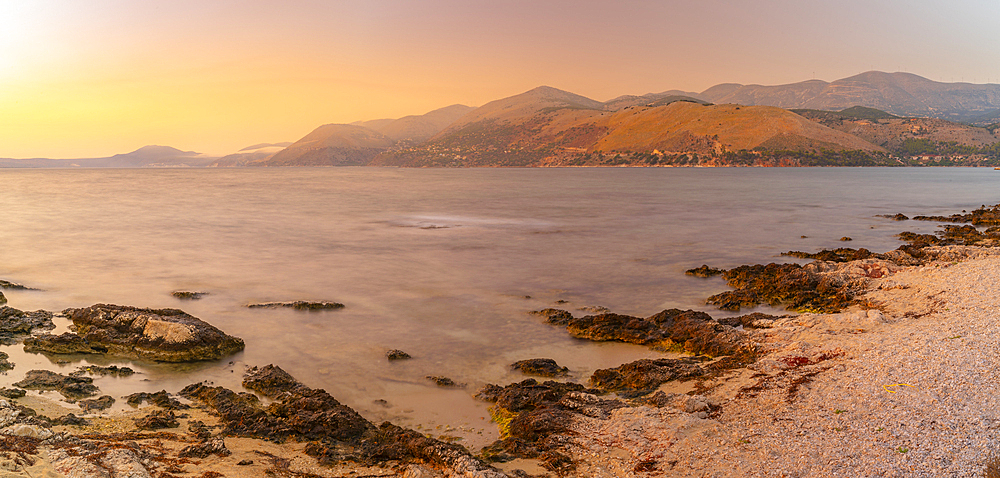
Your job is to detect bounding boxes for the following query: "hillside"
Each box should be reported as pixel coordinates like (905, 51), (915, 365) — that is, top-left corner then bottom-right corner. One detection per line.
(794, 108), (1000, 153)
(373, 87), (887, 167)
(262, 124), (395, 166)
(700, 72), (1000, 123)
(254, 105), (474, 166)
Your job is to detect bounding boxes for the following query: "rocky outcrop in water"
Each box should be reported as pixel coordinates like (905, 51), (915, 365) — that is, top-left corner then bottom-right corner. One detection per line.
(538, 308), (748, 356)
(911, 204), (1000, 225)
(171, 290), (208, 300)
(511, 358), (569, 377)
(13, 370), (100, 400)
(78, 395), (115, 412)
(181, 364), (506, 477)
(0, 307), (54, 345)
(23, 304), (244, 362)
(246, 301), (344, 310)
(125, 390), (190, 410)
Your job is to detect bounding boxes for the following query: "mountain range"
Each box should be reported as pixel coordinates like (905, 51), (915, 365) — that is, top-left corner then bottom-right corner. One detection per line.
(4, 71), (999, 168)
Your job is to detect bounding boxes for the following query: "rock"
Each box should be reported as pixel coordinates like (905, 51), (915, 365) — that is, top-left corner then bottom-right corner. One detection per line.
(13, 370), (100, 399)
(510, 358), (569, 377)
(475, 379), (595, 413)
(476, 379), (584, 472)
(635, 390), (719, 415)
(0, 280), (35, 290)
(840, 236), (853, 241)
(782, 248), (875, 263)
(171, 290), (208, 300)
(913, 204), (1000, 226)
(179, 436), (231, 458)
(181, 364), (504, 476)
(590, 358), (704, 395)
(426, 376), (464, 388)
(24, 304), (244, 362)
(246, 301), (344, 310)
(0, 291), (4, 305)
(387, 349), (412, 361)
(545, 308), (749, 357)
(717, 312), (783, 329)
(685, 265), (725, 277)
(2, 424), (52, 439)
(70, 364), (135, 378)
(237, 459), (253, 465)
(557, 391), (628, 419)
(577, 305), (611, 314)
(78, 395), (115, 412)
(0, 388), (25, 399)
(0, 307), (55, 344)
(707, 262), (860, 313)
(134, 409), (178, 430)
(529, 308), (574, 324)
(51, 413), (90, 426)
(0, 352), (12, 372)
(125, 390), (189, 410)
(876, 213), (910, 221)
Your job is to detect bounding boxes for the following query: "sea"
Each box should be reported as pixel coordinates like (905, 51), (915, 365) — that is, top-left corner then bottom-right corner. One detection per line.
(0, 166), (997, 447)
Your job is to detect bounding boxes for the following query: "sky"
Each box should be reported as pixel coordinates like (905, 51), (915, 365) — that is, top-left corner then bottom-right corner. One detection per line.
(2, 0), (999, 158)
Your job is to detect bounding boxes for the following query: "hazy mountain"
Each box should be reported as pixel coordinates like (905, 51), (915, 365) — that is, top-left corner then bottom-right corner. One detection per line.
(211, 143), (291, 167)
(239, 142), (293, 152)
(700, 72), (1000, 123)
(354, 104), (474, 143)
(0, 145), (214, 168)
(261, 124), (395, 166)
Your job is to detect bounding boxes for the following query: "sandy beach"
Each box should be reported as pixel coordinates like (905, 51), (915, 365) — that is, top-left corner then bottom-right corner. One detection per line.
(0, 243), (997, 477)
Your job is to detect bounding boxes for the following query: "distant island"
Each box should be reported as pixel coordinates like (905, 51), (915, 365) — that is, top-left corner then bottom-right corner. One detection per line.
(4, 71), (1000, 168)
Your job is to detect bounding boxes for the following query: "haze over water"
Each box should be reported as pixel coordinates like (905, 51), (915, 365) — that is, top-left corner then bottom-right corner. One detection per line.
(0, 167), (996, 446)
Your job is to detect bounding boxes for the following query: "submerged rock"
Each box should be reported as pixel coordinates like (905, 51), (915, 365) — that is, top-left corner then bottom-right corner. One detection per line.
(685, 265), (725, 277)
(539, 308), (748, 357)
(386, 349), (411, 361)
(70, 365), (135, 378)
(13, 370), (100, 400)
(246, 301), (344, 310)
(510, 358), (569, 378)
(0, 280), (35, 290)
(23, 304), (244, 362)
(171, 290), (208, 300)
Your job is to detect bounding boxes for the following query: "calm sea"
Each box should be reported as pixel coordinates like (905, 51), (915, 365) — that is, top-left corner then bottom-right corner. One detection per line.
(0, 167), (997, 446)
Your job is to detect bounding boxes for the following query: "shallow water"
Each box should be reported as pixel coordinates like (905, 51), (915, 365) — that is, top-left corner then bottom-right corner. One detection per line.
(0, 167), (997, 447)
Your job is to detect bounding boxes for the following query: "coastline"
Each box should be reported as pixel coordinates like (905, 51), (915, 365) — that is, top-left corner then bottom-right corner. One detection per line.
(3, 207), (1000, 477)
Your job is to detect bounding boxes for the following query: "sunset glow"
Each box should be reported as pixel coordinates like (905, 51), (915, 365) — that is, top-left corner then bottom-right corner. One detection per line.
(2, 0), (999, 158)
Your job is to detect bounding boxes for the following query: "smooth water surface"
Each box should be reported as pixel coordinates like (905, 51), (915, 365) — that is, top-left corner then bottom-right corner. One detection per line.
(1, 167), (997, 446)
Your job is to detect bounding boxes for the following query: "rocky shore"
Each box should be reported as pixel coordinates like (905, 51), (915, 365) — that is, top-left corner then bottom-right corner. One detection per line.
(2, 204), (1000, 477)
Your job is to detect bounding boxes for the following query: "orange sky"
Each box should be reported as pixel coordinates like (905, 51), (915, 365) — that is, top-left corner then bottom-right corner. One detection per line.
(2, 0), (999, 158)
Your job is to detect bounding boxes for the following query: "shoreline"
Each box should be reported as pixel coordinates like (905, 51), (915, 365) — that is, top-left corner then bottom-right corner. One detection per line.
(2, 207), (1000, 476)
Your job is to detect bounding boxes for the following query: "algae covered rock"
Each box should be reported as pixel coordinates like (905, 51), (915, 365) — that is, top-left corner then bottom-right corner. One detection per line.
(0, 307), (55, 344)
(13, 370), (100, 400)
(23, 304), (244, 362)
(511, 358), (569, 378)
(539, 307), (748, 357)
